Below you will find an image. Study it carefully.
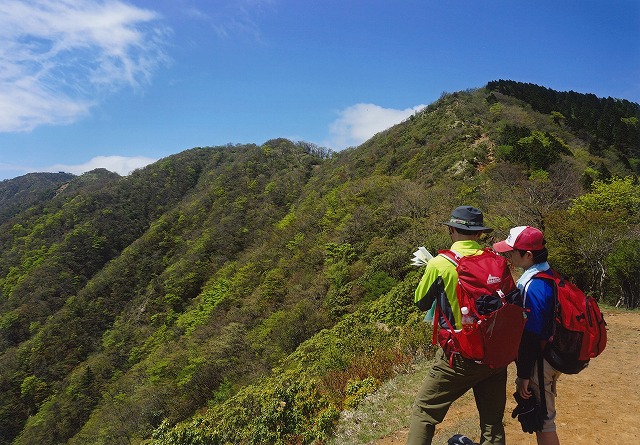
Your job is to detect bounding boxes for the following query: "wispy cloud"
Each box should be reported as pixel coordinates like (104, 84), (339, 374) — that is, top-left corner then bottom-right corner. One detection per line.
(46, 155), (157, 176)
(184, 0), (273, 40)
(0, 0), (169, 132)
(0, 155), (157, 180)
(326, 103), (426, 150)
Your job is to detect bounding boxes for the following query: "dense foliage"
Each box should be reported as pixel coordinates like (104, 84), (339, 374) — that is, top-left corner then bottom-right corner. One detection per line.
(0, 82), (638, 444)
(0, 172), (78, 225)
(487, 79), (640, 170)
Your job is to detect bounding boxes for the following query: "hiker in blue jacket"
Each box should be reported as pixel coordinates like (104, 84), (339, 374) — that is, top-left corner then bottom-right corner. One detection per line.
(493, 226), (562, 445)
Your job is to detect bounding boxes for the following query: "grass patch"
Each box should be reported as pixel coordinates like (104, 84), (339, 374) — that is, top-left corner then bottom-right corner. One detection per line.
(328, 354), (492, 444)
(328, 358), (430, 444)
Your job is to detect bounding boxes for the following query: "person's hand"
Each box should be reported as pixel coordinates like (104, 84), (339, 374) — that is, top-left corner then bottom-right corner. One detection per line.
(511, 392), (544, 434)
(517, 378), (532, 399)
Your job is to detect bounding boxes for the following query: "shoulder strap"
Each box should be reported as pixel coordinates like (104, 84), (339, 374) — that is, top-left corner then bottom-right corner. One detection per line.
(534, 269), (563, 283)
(537, 354), (549, 420)
(532, 271), (560, 341)
(438, 249), (462, 266)
(532, 271), (561, 304)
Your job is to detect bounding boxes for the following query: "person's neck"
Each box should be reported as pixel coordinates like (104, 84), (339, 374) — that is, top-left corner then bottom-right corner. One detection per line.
(450, 233), (481, 243)
(524, 261), (548, 271)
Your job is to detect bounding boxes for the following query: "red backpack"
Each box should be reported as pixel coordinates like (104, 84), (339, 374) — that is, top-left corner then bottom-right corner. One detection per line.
(535, 270), (607, 374)
(434, 249), (527, 368)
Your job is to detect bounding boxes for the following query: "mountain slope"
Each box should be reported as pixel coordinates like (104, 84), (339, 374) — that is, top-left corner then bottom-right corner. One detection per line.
(0, 82), (638, 445)
(0, 172), (77, 225)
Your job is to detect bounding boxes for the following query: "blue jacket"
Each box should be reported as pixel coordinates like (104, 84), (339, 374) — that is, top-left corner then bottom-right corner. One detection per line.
(516, 264), (555, 378)
(521, 275), (554, 339)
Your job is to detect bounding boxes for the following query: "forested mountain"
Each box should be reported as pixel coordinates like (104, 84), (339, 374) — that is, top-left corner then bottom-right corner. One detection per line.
(487, 80), (640, 164)
(0, 172), (76, 225)
(0, 81), (638, 445)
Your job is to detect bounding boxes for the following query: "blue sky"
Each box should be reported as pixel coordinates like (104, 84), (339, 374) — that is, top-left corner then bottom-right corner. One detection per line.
(1, 0), (639, 181)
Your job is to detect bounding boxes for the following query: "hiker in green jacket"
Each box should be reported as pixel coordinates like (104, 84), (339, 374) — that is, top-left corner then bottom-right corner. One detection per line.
(407, 206), (507, 445)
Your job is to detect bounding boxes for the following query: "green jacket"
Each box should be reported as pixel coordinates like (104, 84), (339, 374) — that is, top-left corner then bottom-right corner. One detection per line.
(414, 240), (484, 329)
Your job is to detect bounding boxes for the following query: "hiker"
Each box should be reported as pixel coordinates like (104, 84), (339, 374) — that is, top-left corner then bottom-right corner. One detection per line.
(407, 206), (510, 445)
(493, 226), (561, 445)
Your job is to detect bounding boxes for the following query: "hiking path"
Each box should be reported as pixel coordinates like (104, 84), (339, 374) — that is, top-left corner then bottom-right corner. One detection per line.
(373, 309), (639, 444)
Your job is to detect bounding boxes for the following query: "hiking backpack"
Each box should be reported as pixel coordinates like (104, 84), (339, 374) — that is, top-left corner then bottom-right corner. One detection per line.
(434, 248), (527, 368)
(535, 270), (607, 374)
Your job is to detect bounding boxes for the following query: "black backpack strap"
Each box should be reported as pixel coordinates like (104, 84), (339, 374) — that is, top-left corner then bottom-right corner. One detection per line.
(537, 354), (549, 424)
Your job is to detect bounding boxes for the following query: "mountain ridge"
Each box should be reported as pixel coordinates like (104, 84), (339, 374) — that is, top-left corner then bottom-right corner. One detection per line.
(1, 81), (638, 445)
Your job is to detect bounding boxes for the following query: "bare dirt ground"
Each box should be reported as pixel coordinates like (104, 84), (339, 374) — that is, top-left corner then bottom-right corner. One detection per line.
(372, 310), (640, 444)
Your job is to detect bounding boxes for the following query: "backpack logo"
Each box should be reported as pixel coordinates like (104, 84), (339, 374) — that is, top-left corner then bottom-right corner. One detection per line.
(486, 274), (502, 285)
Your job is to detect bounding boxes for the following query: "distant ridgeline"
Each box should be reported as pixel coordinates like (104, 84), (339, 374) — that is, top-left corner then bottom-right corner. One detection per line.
(0, 172), (76, 224)
(488, 79), (640, 164)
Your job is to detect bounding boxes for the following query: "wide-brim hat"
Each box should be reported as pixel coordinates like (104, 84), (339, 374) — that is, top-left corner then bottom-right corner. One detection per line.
(442, 206), (493, 232)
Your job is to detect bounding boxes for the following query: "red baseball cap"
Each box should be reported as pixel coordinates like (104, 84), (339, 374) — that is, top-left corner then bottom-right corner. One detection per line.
(493, 226), (546, 252)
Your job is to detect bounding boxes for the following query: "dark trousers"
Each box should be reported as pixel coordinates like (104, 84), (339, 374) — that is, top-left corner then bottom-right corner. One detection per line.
(406, 348), (507, 445)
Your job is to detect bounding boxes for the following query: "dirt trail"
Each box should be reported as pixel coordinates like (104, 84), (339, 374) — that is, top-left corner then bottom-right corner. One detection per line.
(373, 310), (640, 444)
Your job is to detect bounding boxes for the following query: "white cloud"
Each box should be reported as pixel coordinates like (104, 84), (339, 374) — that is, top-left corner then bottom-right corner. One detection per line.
(0, 0), (168, 132)
(0, 155), (157, 180)
(46, 155), (157, 176)
(326, 103), (426, 150)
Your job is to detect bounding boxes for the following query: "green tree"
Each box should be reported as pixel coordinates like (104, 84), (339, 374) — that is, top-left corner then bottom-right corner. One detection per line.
(546, 176), (640, 302)
(605, 239), (640, 308)
(20, 375), (48, 415)
(569, 176), (640, 222)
